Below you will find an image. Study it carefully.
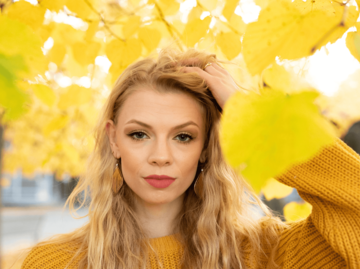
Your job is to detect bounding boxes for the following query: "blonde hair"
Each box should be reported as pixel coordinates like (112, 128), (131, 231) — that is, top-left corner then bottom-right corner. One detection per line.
(23, 48), (286, 269)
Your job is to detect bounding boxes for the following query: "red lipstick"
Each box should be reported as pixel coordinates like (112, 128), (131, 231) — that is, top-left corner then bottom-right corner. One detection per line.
(144, 175), (176, 188)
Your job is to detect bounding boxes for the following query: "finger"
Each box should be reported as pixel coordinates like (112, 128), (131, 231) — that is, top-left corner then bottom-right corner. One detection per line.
(203, 63), (227, 77)
(207, 62), (227, 75)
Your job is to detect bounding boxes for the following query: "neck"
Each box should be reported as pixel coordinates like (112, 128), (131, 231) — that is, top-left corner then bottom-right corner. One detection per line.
(134, 194), (184, 239)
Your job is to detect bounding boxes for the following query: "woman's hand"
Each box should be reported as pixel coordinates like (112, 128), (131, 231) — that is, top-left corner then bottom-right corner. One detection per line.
(181, 62), (239, 109)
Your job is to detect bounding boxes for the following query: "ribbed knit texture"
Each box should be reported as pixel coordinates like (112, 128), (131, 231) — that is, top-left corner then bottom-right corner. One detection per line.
(21, 138), (360, 268)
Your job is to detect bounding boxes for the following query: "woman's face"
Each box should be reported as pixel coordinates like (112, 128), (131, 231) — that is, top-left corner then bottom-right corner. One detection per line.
(106, 87), (205, 206)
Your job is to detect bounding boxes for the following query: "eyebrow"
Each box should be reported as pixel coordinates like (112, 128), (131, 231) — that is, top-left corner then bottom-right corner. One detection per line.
(125, 119), (199, 130)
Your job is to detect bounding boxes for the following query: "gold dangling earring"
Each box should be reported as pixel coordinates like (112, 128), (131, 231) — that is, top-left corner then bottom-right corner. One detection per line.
(194, 168), (204, 198)
(112, 158), (123, 194)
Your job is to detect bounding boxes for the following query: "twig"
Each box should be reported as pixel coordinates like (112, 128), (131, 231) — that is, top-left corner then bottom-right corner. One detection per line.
(154, 3), (184, 51)
(311, 4), (349, 53)
(83, 0), (125, 42)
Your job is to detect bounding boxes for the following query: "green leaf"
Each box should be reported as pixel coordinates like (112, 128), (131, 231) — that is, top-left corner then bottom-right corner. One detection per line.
(0, 54), (29, 121)
(220, 90), (336, 192)
(0, 16), (47, 75)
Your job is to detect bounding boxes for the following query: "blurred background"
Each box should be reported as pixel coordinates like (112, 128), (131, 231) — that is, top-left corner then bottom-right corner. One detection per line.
(1, 0), (360, 268)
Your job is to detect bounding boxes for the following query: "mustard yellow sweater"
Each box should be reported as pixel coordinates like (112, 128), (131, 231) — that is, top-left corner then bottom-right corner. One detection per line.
(21, 138), (360, 268)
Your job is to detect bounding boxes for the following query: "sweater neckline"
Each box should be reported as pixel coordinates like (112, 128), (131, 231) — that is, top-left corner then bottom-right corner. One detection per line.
(147, 233), (183, 253)
(148, 233), (179, 242)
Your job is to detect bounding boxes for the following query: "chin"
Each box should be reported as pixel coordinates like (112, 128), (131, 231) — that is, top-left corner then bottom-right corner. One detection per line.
(140, 192), (179, 205)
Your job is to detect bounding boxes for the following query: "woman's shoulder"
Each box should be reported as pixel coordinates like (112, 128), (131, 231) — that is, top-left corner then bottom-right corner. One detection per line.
(21, 241), (84, 269)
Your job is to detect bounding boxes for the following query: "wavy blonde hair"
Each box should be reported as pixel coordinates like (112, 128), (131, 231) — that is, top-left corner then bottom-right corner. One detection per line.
(22, 48), (287, 269)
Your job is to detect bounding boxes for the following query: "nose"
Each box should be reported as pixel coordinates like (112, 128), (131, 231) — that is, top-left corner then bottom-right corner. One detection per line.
(148, 136), (173, 167)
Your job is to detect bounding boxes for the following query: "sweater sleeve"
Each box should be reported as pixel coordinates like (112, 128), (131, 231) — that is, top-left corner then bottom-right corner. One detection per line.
(272, 137), (360, 269)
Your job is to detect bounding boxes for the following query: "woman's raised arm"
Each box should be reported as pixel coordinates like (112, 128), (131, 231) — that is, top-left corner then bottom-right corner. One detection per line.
(273, 138), (360, 268)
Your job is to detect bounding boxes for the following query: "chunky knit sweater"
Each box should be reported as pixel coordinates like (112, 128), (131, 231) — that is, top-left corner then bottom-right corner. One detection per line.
(21, 138), (360, 268)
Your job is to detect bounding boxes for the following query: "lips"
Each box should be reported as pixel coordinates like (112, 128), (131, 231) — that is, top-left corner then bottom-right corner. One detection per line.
(144, 175), (176, 188)
(144, 175), (176, 180)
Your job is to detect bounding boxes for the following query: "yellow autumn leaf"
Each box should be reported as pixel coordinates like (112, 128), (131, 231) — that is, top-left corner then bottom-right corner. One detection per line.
(254, 0), (269, 9)
(284, 201), (312, 221)
(6, 0), (46, 30)
(123, 16), (141, 39)
(40, 0), (66, 11)
(47, 43), (67, 66)
(242, 0), (358, 75)
(85, 21), (99, 42)
(263, 63), (312, 94)
(62, 50), (89, 77)
(138, 27), (162, 53)
(79, 105), (99, 126)
(52, 23), (85, 46)
(293, 0), (335, 16)
(262, 64), (291, 91)
(172, 20), (186, 35)
(58, 85), (92, 110)
(0, 16), (47, 75)
(72, 41), (101, 66)
(105, 38), (142, 67)
(109, 64), (126, 85)
(32, 84), (57, 107)
(61, 143), (80, 165)
(129, 0), (143, 6)
(262, 178), (293, 200)
(43, 115), (70, 136)
(188, 6), (203, 22)
(157, 0), (180, 16)
(346, 31), (360, 63)
(198, 0), (217, 11)
(222, 0), (239, 21)
(65, 0), (96, 19)
(216, 32), (241, 60)
(36, 22), (55, 43)
(182, 17), (211, 47)
(220, 90), (336, 190)
(309, 4), (359, 45)
(229, 14), (246, 35)
(198, 32), (217, 52)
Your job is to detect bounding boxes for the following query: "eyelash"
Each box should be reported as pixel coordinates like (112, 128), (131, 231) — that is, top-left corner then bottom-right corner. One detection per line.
(128, 131), (194, 144)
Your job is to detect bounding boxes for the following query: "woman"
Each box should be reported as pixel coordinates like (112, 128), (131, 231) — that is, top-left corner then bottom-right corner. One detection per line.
(21, 49), (360, 269)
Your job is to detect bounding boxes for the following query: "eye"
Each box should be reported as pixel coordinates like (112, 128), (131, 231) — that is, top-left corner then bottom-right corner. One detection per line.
(128, 131), (149, 141)
(175, 133), (193, 144)
(127, 131), (194, 144)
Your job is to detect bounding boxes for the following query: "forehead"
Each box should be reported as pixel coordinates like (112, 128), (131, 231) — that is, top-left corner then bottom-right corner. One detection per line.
(117, 87), (204, 129)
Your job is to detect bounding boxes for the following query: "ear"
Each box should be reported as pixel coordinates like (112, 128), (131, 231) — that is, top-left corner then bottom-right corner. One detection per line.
(200, 149), (207, 163)
(105, 120), (121, 159)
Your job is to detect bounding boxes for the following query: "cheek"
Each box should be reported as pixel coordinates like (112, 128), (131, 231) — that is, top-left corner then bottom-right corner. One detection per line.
(176, 150), (200, 179)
